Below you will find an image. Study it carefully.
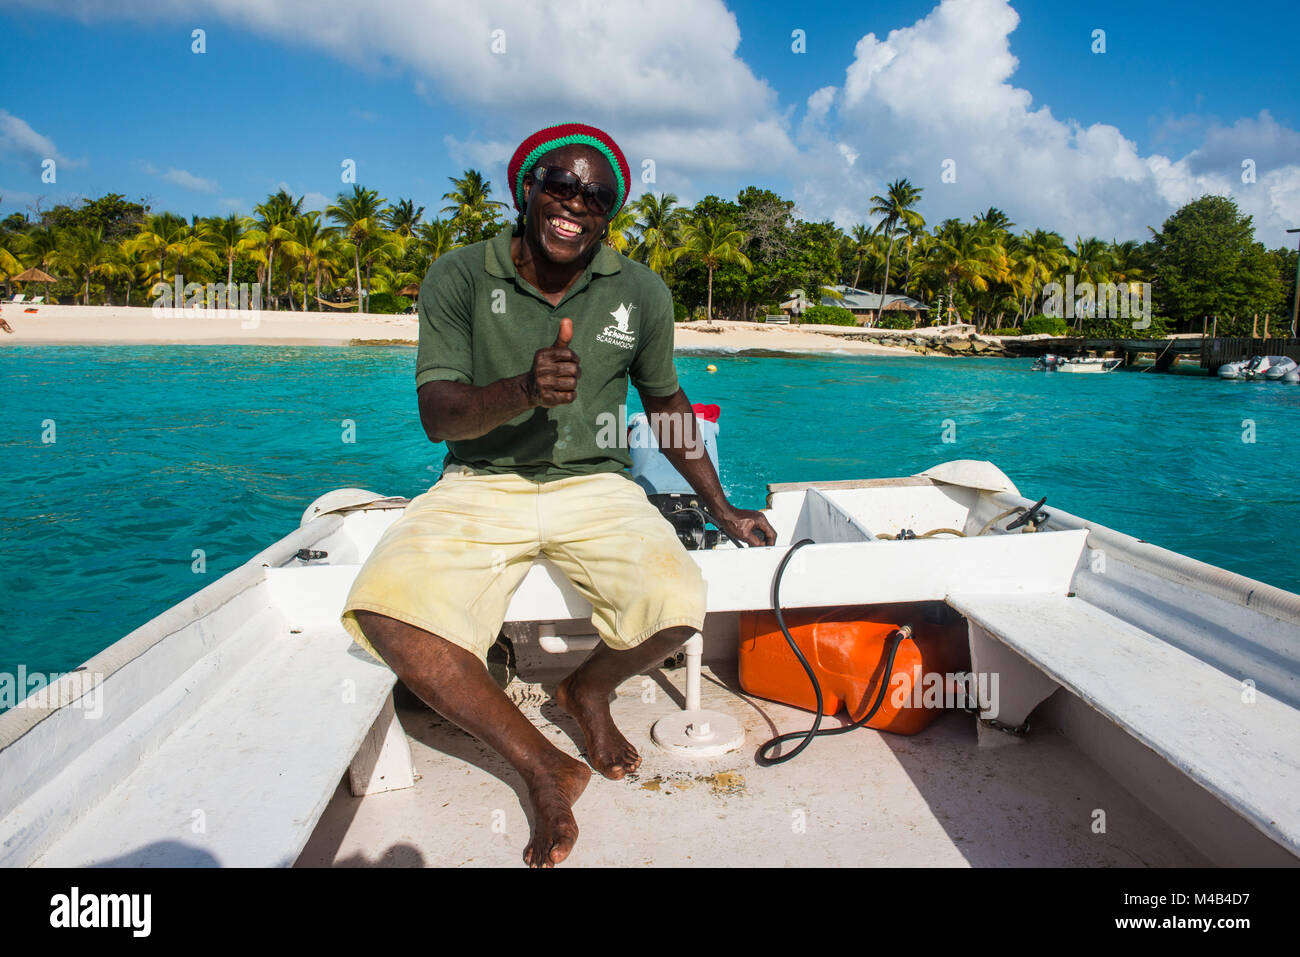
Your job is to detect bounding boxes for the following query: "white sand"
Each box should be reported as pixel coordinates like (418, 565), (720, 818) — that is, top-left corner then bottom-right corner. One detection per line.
(0, 304), (922, 356)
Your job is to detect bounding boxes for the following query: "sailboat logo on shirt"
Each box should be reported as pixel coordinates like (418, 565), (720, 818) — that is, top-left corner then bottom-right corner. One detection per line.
(597, 302), (636, 349)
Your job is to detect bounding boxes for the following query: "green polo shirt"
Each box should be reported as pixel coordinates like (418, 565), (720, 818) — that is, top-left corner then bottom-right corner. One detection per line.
(415, 226), (680, 481)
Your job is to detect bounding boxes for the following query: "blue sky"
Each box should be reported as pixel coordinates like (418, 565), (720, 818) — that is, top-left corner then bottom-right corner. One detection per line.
(2, 0), (1298, 245)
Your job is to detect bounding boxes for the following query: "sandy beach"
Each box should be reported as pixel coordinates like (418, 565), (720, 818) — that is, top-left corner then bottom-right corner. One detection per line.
(0, 304), (923, 356)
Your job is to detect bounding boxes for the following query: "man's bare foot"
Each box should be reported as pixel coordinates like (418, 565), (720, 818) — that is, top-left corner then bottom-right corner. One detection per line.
(555, 672), (642, 779)
(522, 754), (591, 868)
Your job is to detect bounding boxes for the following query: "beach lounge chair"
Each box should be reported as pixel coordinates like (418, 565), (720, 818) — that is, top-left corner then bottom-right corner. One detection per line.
(28, 297), (43, 305)
(7, 294), (25, 305)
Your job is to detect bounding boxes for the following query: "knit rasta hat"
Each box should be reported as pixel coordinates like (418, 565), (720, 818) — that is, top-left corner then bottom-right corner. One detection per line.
(508, 123), (630, 217)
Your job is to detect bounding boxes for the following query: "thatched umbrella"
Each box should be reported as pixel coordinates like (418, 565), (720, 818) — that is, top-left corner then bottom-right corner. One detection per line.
(399, 284), (420, 298)
(12, 267), (56, 283)
(12, 266), (58, 303)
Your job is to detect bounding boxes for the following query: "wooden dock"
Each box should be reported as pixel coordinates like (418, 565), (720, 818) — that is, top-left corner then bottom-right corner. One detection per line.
(1201, 337), (1300, 374)
(1001, 336), (1202, 370)
(1002, 335), (1300, 374)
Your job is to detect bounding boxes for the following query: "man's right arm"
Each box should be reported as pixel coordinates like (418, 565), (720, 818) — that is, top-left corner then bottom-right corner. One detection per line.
(418, 376), (533, 443)
(419, 317), (581, 443)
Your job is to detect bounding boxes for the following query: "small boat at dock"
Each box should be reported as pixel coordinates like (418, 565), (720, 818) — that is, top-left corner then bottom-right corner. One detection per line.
(1032, 354), (1121, 373)
(1219, 355), (1299, 381)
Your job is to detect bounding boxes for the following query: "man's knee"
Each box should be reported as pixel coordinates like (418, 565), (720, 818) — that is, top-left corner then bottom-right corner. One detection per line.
(352, 611), (468, 671)
(652, 624), (697, 646)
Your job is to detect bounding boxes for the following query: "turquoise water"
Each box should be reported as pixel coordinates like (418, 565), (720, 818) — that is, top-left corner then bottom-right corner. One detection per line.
(2, 345), (1297, 681)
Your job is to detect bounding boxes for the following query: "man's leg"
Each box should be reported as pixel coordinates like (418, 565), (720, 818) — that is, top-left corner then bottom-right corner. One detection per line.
(556, 625), (695, 779)
(352, 610), (591, 868)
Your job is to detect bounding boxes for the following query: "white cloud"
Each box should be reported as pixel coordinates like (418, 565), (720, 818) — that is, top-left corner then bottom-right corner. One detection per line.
(795, 0), (1300, 245)
(26, 0), (1300, 245)
(44, 0), (798, 183)
(136, 159), (218, 193)
(0, 110), (79, 173)
(162, 168), (218, 192)
(0, 185), (42, 211)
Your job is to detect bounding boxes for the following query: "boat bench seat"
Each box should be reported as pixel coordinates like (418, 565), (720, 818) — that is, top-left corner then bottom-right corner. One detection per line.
(946, 593), (1300, 857)
(28, 626), (404, 868)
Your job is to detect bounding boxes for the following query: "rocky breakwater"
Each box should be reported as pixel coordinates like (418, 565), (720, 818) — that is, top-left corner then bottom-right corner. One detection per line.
(800, 324), (1015, 357)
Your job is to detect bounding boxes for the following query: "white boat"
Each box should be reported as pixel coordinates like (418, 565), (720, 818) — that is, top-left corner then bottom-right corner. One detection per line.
(2, 460), (1298, 868)
(1032, 354), (1121, 373)
(1263, 356), (1298, 380)
(1221, 355), (1300, 380)
(1057, 356), (1122, 374)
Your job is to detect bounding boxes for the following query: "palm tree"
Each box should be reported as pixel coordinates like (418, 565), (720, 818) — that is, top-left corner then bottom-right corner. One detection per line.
(1017, 229), (1070, 322)
(1069, 236), (1114, 327)
(923, 219), (1000, 323)
(17, 225), (60, 301)
(97, 245), (140, 306)
(974, 207), (1015, 233)
(0, 237), (23, 299)
(328, 185), (387, 312)
(206, 214), (254, 290)
(289, 212), (336, 311)
(385, 199), (424, 238)
(251, 190), (304, 309)
(356, 230), (402, 304)
(901, 222), (929, 297)
(165, 221), (219, 291)
(632, 193), (685, 274)
(126, 213), (188, 290)
(442, 170), (507, 244)
(1108, 238), (1147, 304)
(52, 225), (113, 305)
(848, 223), (875, 290)
(867, 179), (925, 323)
(672, 215), (752, 324)
(414, 220), (456, 266)
(603, 207), (638, 253)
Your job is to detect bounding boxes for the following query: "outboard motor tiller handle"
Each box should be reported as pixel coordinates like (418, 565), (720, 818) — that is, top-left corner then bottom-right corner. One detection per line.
(1007, 496), (1050, 531)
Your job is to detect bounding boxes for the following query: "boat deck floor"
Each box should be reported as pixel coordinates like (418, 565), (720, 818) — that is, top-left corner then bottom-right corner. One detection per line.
(298, 662), (1208, 867)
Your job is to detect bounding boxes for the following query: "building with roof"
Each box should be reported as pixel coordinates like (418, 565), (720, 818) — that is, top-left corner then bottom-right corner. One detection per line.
(780, 285), (931, 326)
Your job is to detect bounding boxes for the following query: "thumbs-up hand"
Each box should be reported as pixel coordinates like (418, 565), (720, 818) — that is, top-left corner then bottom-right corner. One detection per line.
(526, 317), (581, 408)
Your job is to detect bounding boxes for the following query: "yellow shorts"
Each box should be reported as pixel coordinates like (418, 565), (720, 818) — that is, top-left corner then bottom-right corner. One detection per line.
(340, 468), (708, 665)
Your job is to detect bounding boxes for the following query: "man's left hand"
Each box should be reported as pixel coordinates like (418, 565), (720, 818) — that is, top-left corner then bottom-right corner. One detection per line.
(713, 506), (777, 547)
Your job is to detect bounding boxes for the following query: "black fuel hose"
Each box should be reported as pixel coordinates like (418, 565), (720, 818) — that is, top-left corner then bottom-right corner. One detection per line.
(757, 538), (912, 765)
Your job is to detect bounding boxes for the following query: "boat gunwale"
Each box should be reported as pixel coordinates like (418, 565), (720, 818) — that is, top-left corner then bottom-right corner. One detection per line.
(0, 513), (344, 750)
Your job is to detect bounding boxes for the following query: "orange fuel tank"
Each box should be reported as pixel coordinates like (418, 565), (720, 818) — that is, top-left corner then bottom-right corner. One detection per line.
(738, 603), (970, 735)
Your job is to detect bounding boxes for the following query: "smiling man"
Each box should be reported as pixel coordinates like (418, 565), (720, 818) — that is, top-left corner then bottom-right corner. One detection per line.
(341, 123), (775, 867)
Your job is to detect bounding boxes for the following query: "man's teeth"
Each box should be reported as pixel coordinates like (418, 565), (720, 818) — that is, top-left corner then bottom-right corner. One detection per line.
(550, 217), (583, 236)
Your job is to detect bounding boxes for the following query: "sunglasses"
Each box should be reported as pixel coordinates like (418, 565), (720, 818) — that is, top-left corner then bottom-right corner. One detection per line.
(531, 165), (618, 217)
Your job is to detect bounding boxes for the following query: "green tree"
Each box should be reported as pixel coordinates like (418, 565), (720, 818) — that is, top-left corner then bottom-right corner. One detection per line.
(672, 214), (752, 323)
(868, 178), (925, 317)
(287, 212), (336, 310)
(632, 192), (686, 274)
(250, 190), (304, 309)
(604, 207), (638, 254)
(1148, 195), (1282, 332)
(44, 193), (146, 240)
(328, 185), (388, 312)
(923, 219), (1000, 324)
(442, 170), (507, 244)
(126, 212), (188, 289)
(206, 214), (254, 290)
(385, 199), (425, 238)
(52, 225), (113, 304)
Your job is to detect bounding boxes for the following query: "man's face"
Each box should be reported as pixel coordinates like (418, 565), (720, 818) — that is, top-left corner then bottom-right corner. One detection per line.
(521, 145), (617, 267)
